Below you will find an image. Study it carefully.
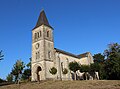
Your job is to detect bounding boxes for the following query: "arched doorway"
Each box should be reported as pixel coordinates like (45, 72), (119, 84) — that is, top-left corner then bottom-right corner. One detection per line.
(36, 66), (42, 82)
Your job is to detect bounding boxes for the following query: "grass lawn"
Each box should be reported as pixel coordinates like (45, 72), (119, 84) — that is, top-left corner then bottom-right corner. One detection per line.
(0, 80), (120, 89)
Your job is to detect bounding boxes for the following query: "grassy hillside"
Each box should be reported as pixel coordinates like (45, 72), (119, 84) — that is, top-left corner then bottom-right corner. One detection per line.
(0, 80), (120, 89)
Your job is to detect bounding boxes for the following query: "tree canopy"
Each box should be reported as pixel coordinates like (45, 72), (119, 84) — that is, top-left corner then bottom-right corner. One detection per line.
(80, 65), (90, 72)
(69, 61), (80, 72)
(6, 73), (13, 82)
(69, 61), (80, 80)
(93, 53), (105, 64)
(22, 58), (31, 81)
(93, 43), (120, 80)
(104, 43), (120, 80)
(11, 60), (25, 83)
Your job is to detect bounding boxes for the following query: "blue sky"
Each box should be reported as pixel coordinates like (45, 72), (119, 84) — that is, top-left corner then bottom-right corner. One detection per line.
(0, 0), (120, 79)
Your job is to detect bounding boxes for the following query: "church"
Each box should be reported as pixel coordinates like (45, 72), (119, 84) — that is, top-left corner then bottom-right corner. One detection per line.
(31, 10), (96, 81)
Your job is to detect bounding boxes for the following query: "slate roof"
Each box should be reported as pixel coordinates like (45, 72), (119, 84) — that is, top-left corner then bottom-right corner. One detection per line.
(33, 10), (52, 29)
(77, 52), (89, 58)
(55, 48), (89, 59)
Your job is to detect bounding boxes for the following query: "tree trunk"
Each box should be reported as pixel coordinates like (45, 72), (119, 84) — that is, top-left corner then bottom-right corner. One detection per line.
(74, 72), (76, 80)
(85, 72), (87, 80)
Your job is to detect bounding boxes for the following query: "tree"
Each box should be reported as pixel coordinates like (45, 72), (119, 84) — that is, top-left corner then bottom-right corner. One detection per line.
(0, 78), (5, 83)
(80, 65), (90, 80)
(22, 69), (31, 81)
(0, 50), (4, 61)
(93, 53), (106, 80)
(104, 43), (120, 59)
(93, 53), (105, 64)
(22, 58), (31, 81)
(49, 67), (57, 75)
(6, 73), (13, 82)
(69, 61), (80, 80)
(90, 63), (102, 79)
(90, 63), (100, 72)
(104, 43), (120, 80)
(11, 60), (25, 83)
(26, 58), (31, 69)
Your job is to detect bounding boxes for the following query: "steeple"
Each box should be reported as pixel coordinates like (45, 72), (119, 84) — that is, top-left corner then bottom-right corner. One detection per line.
(34, 10), (52, 29)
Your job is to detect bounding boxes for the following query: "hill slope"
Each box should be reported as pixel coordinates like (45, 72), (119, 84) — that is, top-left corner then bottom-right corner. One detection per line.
(0, 80), (120, 89)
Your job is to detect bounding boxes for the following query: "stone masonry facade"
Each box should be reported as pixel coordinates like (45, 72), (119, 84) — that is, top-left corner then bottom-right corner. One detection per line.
(31, 10), (97, 81)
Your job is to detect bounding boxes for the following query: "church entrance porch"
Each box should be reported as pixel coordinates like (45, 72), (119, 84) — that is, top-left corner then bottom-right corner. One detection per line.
(32, 63), (45, 81)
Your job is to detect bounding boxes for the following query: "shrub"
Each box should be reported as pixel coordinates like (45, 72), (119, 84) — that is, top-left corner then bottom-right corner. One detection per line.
(62, 68), (68, 74)
(49, 67), (57, 75)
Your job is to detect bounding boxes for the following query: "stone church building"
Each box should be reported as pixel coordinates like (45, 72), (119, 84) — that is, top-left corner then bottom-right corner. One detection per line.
(31, 10), (96, 81)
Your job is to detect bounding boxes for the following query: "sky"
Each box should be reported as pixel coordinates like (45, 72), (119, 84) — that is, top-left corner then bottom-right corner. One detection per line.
(0, 0), (120, 79)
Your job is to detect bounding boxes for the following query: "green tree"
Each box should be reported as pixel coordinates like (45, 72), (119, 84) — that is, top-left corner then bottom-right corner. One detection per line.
(93, 53), (105, 64)
(49, 67), (57, 75)
(93, 53), (106, 80)
(0, 50), (4, 61)
(90, 63), (102, 79)
(22, 58), (31, 81)
(6, 73), (13, 82)
(69, 61), (80, 80)
(26, 58), (31, 69)
(0, 78), (5, 83)
(80, 65), (90, 80)
(104, 43), (120, 80)
(22, 69), (31, 81)
(11, 60), (25, 83)
(90, 63), (100, 72)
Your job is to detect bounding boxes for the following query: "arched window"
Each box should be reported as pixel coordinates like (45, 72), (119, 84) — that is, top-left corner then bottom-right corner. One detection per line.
(37, 32), (39, 38)
(47, 31), (49, 37)
(61, 62), (63, 70)
(40, 31), (42, 37)
(35, 33), (37, 39)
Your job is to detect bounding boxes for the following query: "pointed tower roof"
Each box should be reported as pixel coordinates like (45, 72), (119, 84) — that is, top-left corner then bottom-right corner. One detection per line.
(34, 10), (52, 29)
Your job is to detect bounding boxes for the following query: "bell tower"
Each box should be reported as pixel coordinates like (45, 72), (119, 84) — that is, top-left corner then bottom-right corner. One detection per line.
(31, 10), (55, 81)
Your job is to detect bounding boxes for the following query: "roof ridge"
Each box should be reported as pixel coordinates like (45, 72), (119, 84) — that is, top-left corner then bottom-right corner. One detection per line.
(55, 48), (79, 58)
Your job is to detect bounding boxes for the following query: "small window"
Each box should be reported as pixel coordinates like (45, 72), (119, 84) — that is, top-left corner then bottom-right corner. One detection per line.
(36, 52), (40, 59)
(47, 31), (49, 37)
(38, 52), (40, 59)
(36, 53), (37, 59)
(48, 51), (51, 59)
